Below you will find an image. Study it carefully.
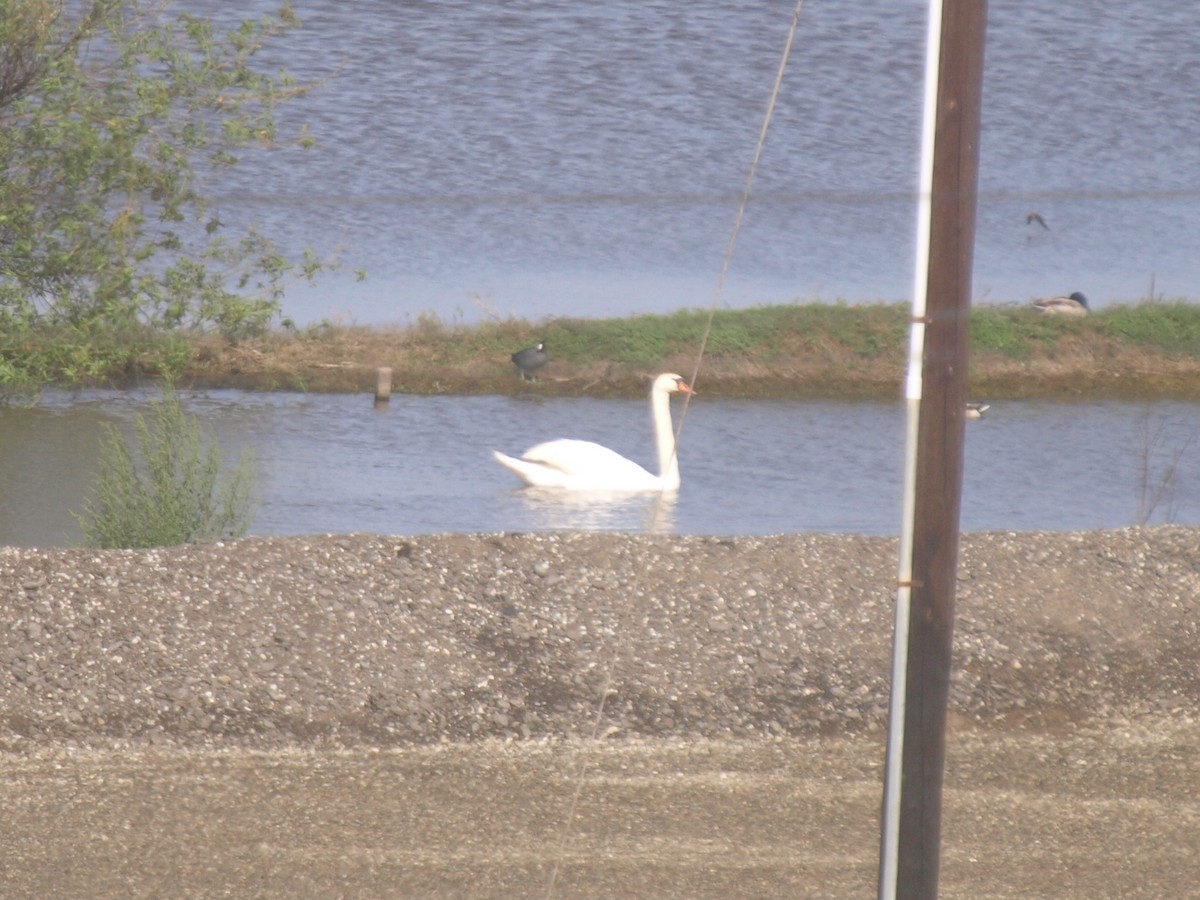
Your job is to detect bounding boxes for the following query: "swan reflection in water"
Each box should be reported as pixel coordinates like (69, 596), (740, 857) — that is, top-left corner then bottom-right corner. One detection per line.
(514, 488), (677, 533)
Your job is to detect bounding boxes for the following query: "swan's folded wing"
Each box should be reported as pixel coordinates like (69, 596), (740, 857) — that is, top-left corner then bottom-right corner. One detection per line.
(494, 439), (660, 490)
(520, 439), (653, 479)
(492, 450), (574, 488)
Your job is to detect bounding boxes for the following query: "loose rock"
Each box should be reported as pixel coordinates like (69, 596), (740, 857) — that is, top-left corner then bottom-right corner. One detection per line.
(1, 527), (1197, 752)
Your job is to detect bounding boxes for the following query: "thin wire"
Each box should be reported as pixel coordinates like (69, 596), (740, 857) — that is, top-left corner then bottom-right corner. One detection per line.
(542, 630), (624, 896)
(676, 0), (806, 455)
(545, 3), (808, 896)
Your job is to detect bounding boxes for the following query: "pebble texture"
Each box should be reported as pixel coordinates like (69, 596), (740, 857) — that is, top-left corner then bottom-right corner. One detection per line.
(2, 527), (1197, 751)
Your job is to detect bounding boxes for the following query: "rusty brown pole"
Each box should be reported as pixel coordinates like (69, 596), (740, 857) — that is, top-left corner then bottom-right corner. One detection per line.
(879, 0), (988, 898)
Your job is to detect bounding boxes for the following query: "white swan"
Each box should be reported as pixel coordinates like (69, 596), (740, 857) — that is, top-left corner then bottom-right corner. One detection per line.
(493, 373), (695, 491)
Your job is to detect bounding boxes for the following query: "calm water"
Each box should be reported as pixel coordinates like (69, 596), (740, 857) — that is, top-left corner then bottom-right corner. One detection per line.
(2, 390), (1197, 547)
(179, 0), (1200, 325)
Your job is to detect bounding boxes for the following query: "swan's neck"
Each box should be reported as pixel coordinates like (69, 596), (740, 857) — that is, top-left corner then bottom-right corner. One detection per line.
(650, 385), (680, 490)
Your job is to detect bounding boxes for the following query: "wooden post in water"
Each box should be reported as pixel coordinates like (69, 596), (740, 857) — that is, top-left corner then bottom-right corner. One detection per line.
(374, 367), (393, 405)
(879, 0), (987, 898)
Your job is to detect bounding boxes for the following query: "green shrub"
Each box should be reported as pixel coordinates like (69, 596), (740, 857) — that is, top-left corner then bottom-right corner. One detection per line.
(74, 387), (257, 548)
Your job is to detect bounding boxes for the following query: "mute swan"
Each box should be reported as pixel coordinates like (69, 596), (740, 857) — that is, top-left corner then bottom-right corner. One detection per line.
(493, 373), (695, 491)
(511, 342), (547, 381)
(1033, 292), (1089, 315)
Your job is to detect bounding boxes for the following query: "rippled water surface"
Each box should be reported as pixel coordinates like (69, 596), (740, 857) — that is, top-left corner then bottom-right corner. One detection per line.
(3, 391), (1197, 547)
(166, 0), (1200, 325)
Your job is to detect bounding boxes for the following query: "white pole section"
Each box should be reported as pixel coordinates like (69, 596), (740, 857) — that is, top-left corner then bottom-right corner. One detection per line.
(879, 0), (944, 896)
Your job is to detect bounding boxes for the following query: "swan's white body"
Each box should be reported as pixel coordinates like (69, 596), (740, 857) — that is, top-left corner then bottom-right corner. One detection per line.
(493, 373), (694, 492)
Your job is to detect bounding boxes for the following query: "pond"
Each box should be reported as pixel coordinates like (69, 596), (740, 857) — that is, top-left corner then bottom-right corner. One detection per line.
(2, 390), (1197, 547)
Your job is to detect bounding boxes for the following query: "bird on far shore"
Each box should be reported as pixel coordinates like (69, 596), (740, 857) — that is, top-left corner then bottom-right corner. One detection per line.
(1033, 292), (1089, 316)
(511, 341), (548, 381)
(965, 402), (991, 420)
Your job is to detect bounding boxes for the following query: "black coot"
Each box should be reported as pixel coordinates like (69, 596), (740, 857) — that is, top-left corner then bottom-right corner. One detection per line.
(511, 342), (547, 381)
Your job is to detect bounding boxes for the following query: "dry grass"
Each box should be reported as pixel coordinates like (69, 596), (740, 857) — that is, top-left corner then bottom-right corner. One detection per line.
(968, 343), (1200, 401)
(183, 329), (908, 398)
(172, 303), (1200, 400)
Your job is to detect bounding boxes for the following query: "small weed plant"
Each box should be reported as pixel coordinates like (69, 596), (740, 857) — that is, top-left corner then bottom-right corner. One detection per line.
(75, 387), (257, 548)
(1134, 410), (1194, 526)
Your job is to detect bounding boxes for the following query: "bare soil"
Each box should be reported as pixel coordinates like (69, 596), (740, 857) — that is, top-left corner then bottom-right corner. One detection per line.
(2, 527), (1198, 896)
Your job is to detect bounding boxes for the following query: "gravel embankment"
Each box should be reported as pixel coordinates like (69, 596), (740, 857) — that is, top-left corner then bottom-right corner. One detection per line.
(2, 527), (1197, 752)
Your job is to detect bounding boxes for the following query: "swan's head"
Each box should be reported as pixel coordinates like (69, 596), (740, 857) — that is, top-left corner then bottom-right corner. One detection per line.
(652, 373), (695, 396)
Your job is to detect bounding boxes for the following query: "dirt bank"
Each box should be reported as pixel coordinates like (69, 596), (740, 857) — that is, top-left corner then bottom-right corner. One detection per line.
(3, 527), (1198, 896)
(3, 527), (1197, 750)
(179, 326), (1200, 400)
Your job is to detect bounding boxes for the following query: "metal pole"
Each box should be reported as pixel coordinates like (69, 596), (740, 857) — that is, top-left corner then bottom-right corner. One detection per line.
(879, 1), (987, 897)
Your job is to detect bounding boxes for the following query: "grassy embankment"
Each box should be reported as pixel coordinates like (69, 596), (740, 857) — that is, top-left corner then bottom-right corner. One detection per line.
(179, 300), (1200, 401)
